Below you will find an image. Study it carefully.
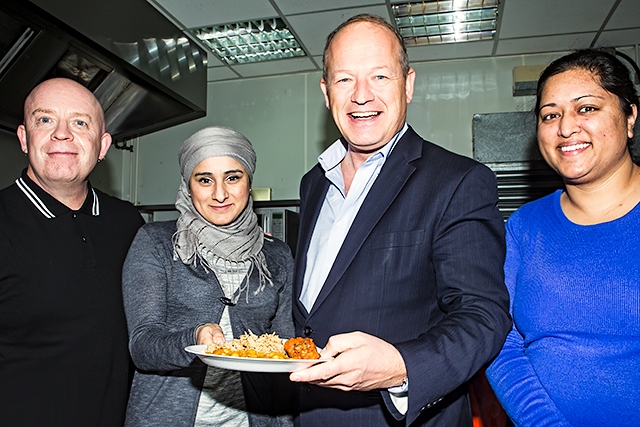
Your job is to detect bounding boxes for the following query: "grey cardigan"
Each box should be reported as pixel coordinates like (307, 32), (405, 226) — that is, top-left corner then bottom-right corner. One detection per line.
(123, 221), (295, 427)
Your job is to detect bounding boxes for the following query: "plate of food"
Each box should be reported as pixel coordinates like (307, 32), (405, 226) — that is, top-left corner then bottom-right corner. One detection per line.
(185, 332), (330, 373)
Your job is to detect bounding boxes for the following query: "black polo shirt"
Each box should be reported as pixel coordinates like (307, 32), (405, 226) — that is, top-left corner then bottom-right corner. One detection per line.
(0, 170), (144, 427)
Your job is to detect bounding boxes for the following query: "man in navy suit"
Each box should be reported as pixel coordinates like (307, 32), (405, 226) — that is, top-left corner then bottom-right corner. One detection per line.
(289, 14), (511, 426)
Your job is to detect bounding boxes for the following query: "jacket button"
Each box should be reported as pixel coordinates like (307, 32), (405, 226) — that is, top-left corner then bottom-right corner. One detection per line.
(303, 326), (312, 336)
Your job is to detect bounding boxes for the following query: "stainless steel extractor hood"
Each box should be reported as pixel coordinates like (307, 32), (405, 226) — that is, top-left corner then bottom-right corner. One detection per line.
(0, 0), (207, 141)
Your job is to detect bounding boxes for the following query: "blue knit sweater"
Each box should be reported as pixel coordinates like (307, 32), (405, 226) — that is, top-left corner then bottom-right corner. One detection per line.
(486, 190), (640, 427)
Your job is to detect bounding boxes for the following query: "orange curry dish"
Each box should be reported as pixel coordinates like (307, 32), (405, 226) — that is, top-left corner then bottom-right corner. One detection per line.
(284, 337), (321, 360)
(204, 331), (321, 360)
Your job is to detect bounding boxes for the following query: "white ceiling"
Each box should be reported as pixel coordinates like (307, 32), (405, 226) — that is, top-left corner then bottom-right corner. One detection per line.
(148, 0), (640, 82)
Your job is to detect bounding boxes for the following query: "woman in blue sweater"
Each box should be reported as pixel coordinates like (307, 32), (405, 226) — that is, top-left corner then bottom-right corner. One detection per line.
(486, 49), (640, 426)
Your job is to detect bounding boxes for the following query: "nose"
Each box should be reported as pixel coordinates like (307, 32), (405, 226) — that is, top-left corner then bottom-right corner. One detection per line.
(52, 121), (73, 141)
(558, 112), (580, 138)
(211, 183), (228, 202)
(351, 79), (374, 105)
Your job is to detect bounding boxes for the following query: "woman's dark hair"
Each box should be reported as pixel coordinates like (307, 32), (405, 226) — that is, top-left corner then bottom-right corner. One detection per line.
(535, 49), (639, 117)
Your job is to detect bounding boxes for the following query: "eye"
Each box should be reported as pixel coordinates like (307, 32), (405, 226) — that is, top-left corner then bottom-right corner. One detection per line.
(578, 105), (598, 114)
(374, 75), (387, 80)
(540, 112), (559, 122)
(37, 117), (51, 124)
(74, 120), (87, 127)
(197, 176), (213, 184)
(226, 174), (242, 182)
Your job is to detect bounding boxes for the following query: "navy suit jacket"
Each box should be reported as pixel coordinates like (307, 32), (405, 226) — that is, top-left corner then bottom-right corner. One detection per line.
(293, 126), (511, 426)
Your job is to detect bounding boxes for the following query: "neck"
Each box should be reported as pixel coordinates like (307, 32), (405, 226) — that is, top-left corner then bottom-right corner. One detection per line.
(340, 149), (373, 194)
(27, 168), (88, 210)
(562, 160), (640, 225)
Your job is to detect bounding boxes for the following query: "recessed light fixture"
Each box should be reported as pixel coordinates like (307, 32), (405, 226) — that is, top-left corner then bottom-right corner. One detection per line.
(193, 18), (306, 65)
(392, 0), (500, 46)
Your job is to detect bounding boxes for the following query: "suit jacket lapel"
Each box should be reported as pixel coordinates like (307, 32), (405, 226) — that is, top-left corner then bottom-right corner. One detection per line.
(293, 165), (329, 305)
(309, 127), (423, 314)
(298, 168), (328, 253)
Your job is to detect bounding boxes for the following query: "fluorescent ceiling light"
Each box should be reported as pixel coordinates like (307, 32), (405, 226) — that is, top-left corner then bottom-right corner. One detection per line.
(392, 0), (500, 46)
(193, 18), (306, 65)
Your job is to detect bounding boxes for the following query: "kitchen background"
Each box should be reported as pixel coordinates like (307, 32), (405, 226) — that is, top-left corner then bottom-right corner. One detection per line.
(1, 0), (639, 214)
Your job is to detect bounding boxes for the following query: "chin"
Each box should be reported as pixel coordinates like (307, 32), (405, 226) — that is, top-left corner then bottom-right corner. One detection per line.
(558, 170), (591, 184)
(208, 217), (234, 226)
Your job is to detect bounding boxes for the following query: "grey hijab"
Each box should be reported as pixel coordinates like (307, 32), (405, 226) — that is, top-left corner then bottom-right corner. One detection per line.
(173, 126), (271, 303)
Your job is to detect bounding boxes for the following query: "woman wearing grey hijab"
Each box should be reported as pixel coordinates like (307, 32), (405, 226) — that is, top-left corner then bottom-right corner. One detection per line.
(122, 127), (295, 427)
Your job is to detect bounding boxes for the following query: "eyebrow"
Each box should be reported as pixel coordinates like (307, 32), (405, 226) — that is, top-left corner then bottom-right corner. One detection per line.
(194, 169), (244, 176)
(31, 108), (55, 116)
(540, 93), (605, 110)
(330, 65), (392, 77)
(31, 108), (92, 120)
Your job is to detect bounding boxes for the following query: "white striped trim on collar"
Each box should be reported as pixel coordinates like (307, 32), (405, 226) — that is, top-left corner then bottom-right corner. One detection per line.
(16, 177), (100, 218)
(90, 187), (99, 216)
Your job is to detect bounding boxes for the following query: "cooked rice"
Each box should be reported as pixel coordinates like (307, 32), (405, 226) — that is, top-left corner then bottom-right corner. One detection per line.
(204, 330), (285, 355)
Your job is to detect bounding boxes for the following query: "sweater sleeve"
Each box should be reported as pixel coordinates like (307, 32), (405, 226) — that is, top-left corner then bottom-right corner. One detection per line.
(486, 218), (572, 427)
(269, 239), (295, 339)
(123, 224), (199, 371)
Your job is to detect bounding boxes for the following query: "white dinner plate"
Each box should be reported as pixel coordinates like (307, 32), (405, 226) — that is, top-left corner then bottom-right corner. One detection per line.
(185, 344), (330, 373)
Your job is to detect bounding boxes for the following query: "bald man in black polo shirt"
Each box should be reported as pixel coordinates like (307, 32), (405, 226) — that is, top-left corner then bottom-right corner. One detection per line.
(0, 78), (144, 427)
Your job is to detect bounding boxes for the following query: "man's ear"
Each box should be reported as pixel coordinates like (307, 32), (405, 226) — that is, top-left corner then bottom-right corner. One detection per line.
(405, 68), (416, 104)
(99, 132), (112, 159)
(17, 124), (28, 153)
(320, 78), (331, 110)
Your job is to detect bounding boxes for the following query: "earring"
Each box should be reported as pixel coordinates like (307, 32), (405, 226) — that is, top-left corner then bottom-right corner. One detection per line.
(97, 158), (103, 163)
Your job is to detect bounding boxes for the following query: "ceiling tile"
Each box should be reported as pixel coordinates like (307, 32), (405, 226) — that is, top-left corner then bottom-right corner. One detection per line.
(606, 0), (640, 30)
(286, 5), (391, 56)
(496, 33), (598, 56)
(153, 0), (278, 29)
(207, 66), (239, 81)
(205, 51), (224, 67)
(407, 41), (495, 63)
(274, 0), (386, 15)
(499, 0), (617, 39)
(596, 28), (640, 49)
(231, 57), (319, 78)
